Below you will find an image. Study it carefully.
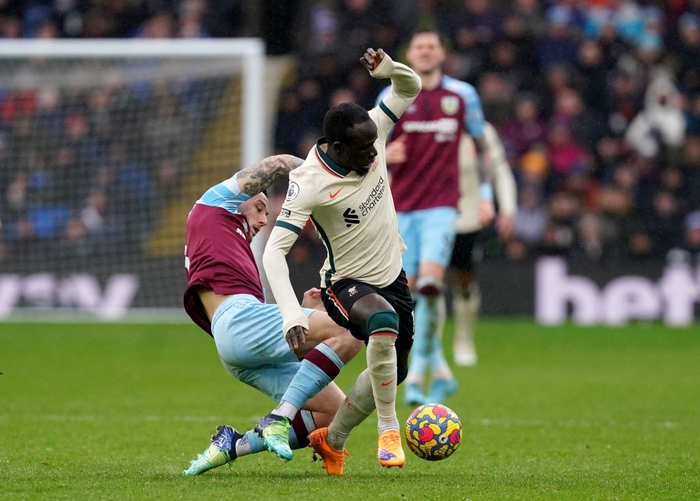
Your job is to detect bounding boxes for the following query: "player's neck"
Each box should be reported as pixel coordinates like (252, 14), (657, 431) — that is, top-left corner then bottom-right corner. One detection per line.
(419, 70), (443, 91)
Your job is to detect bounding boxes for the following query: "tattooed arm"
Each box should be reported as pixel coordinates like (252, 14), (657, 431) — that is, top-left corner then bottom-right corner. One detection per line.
(235, 154), (305, 196)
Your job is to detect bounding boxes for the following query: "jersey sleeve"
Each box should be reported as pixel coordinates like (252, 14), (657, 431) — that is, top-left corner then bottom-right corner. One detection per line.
(368, 54), (421, 140)
(459, 82), (486, 139)
(197, 173), (249, 212)
(486, 124), (517, 217)
(262, 169), (318, 335)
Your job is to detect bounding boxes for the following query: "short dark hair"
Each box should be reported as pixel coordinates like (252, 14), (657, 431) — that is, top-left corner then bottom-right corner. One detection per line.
(323, 102), (370, 144)
(409, 28), (449, 49)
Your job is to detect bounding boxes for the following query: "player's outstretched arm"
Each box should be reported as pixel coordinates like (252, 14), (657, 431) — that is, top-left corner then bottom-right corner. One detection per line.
(236, 154), (304, 196)
(362, 48), (421, 99)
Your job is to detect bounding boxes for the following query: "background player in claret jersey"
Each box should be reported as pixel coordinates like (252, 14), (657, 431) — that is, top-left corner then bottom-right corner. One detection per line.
(182, 154), (363, 475)
(450, 123), (517, 367)
(262, 47), (421, 474)
(376, 29), (494, 406)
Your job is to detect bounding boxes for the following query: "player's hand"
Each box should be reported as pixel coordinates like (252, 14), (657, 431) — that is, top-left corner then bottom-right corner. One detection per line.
(360, 48), (385, 71)
(301, 287), (325, 311)
(496, 214), (514, 241)
(385, 134), (408, 164)
(285, 325), (308, 351)
(477, 199), (496, 227)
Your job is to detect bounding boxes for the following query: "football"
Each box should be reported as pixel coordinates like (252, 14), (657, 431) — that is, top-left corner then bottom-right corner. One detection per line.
(404, 403), (462, 461)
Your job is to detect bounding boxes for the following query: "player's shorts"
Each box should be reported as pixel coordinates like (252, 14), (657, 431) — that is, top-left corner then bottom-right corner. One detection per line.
(397, 207), (458, 276)
(450, 231), (480, 272)
(321, 270), (414, 355)
(211, 293), (315, 403)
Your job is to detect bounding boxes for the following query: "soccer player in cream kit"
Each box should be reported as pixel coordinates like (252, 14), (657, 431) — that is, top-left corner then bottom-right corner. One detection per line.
(263, 48), (421, 472)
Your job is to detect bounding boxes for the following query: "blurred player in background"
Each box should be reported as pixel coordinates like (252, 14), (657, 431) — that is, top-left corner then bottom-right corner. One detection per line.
(263, 47), (421, 474)
(182, 154), (362, 475)
(450, 123), (517, 366)
(377, 29), (494, 406)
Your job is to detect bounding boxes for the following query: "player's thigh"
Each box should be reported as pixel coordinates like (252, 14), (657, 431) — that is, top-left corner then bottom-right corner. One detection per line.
(211, 296), (312, 368)
(225, 361), (300, 403)
(299, 309), (363, 361)
(397, 211), (420, 277)
(417, 207), (458, 270)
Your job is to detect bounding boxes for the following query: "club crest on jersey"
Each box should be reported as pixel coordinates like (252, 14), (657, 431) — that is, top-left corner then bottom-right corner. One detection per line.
(286, 181), (300, 201)
(441, 96), (459, 115)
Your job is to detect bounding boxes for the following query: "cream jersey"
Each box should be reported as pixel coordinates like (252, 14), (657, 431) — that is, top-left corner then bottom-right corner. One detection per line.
(455, 122), (517, 233)
(263, 54), (421, 335)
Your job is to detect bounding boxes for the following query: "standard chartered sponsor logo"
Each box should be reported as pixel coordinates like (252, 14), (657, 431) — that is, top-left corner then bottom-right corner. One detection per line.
(359, 177), (386, 216)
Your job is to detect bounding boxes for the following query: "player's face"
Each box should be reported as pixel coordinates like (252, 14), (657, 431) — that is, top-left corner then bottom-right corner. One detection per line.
(406, 32), (445, 75)
(240, 193), (269, 242)
(337, 119), (378, 176)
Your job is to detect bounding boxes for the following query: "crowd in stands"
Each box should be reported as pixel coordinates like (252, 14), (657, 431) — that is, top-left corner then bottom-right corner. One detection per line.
(271, 0), (700, 266)
(1, 0), (700, 268)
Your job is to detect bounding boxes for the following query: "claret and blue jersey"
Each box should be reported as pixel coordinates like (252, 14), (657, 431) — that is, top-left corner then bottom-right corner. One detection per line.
(376, 76), (486, 212)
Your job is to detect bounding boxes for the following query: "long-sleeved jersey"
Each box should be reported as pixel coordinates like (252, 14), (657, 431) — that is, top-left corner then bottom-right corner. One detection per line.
(455, 122), (517, 233)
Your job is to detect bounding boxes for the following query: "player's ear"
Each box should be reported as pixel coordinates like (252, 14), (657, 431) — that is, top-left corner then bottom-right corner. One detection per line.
(331, 141), (344, 154)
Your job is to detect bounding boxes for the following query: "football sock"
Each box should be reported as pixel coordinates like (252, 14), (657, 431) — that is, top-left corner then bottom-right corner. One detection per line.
(429, 295), (453, 380)
(366, 310), (400, 434)
(453, 283), (481, 345)
(328, 369), (375, 451)
(405, 293), (436, 386)
(234, 409), (314, 458)
(271, 343), (343, 420)
(234, 430), (266, 458)
(290, 409), (314, 448)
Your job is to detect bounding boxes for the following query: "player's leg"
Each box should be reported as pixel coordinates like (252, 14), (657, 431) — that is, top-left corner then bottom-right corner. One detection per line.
(396, 211), (428, 405)
(255, 308), (362, 460)
(345, 292), (405, 467)
(450, 231), (481, 366)
(320, 279), (410, 469)
(185, 359), (347, 475)
(409, 208), (458, 404)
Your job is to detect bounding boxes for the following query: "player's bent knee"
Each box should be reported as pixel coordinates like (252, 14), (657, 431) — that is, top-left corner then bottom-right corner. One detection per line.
(365, 309), (399, 337)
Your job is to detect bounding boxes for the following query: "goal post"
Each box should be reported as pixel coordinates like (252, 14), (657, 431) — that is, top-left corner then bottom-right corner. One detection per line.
(0, 39), (275, 321)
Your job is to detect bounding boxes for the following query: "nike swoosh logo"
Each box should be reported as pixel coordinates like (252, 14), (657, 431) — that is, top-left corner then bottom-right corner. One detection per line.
(381, 378), (396, 386)
(329, 188), (343, 199)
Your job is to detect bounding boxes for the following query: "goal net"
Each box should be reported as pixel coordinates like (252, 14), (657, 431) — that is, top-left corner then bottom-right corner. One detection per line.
(0, 39), (271, 320)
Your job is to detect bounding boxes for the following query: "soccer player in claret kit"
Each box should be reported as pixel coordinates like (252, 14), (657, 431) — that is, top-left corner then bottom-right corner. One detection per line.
(182, 154), (363, 475)
(262, 48), (421, 474)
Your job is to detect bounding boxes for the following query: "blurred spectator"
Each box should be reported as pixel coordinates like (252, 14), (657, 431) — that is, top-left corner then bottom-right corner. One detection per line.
(575, 38), (610, 115)
(478, 72), (515, 126)
(680, 135), (700, 203)
(667, 210), (700, 265)
(513, 184), (548, 246)
(500, 92), (547, 161)
(643, 190), (684, 257)
(537, 191), (580, 256)
(674, 13), (700, 94)
(535, 7), (579, 70)
(625, 74), (686, 164)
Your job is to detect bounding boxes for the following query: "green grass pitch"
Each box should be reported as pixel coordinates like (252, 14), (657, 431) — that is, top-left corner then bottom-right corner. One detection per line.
(1, 319), (699, 500)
